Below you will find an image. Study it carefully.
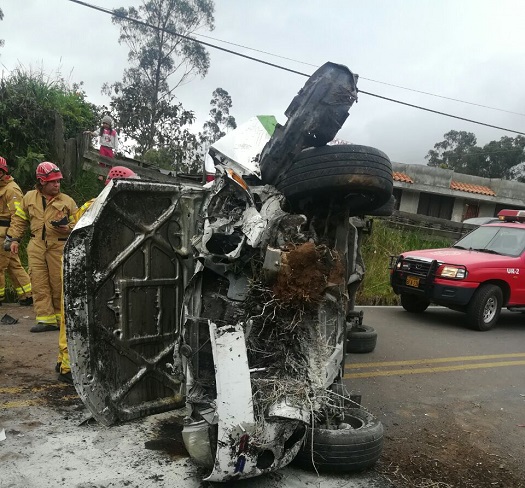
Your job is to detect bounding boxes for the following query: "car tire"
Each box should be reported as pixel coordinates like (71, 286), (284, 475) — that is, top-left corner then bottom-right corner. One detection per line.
(294, 407), (384, 473)
(275, 145), (393, 214)
(467, 284), (502, 331)
(367, 194), (396, 216)
(400, 293), (430, 313)
(346, 325), (377, 353)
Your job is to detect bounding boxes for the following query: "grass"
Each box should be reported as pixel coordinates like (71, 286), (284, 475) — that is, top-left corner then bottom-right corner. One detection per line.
(356, 219), (451, 305)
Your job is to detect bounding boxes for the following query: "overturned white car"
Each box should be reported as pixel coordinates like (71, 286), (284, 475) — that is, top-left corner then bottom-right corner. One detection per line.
(64, 62), (393, 482)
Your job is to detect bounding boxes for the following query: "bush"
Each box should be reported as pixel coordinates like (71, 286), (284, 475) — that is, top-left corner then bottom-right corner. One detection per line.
(0, 67), (99, 191)
(357, 220), (451, 305)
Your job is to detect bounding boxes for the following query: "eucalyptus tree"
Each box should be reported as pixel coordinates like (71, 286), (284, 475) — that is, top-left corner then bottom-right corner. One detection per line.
(200, 87), (237, 146)
(105, 0), (215, 157)
(0, 8), (4, 48)
(426, 130), (525, 179)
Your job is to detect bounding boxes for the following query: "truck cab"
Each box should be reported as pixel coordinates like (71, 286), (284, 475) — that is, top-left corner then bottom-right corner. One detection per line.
(390, 209), (525, 330)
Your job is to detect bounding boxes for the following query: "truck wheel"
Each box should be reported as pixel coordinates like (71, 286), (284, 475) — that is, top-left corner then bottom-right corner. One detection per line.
(346, 325), (377, 353)
(467, 284), (502, 331)
(275, 145), (393, 214)
(367, 194), (396, 216)
(400, 293), (430, 313)
(294, 407), (384, 473)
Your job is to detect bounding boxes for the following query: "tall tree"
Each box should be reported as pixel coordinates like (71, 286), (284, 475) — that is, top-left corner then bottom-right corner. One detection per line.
(426, 130), (525, 179)
(105, 0), (215, 157)
(200, 88), (237, 146)
(481, 135), (525, 179)
(425, 130), (479, 172)
(0, 8), (4, 48)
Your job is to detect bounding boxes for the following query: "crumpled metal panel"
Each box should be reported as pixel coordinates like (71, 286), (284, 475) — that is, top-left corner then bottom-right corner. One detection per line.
(203, 322), (304, 482)
(64, 179), (204, 426)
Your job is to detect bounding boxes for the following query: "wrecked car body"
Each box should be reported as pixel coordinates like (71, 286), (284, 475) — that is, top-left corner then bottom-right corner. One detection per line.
(64, 62), (393, 481)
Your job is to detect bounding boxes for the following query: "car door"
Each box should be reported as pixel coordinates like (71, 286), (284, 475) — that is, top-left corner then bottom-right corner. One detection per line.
(63, 179), (204, 426)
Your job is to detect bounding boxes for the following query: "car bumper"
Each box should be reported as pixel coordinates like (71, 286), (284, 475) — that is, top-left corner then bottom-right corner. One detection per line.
(393, 277), (477, 306)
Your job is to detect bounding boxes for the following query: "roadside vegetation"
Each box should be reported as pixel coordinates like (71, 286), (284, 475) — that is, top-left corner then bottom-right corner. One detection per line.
(356, 219), (451, 305)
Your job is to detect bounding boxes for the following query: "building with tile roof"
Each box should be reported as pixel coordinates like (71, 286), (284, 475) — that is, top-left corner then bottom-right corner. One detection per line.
(391, 162), (525, 222)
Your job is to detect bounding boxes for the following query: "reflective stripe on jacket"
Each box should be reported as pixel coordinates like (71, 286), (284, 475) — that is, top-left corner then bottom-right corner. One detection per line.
(9, 190), (78, 241)
(0, 176), (23, 238)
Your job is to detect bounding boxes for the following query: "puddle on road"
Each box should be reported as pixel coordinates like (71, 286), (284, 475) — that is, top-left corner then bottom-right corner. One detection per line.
(145, 416), (189, 459)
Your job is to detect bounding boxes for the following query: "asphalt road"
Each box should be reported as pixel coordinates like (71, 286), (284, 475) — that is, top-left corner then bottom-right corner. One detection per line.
(345, 306), (525, 487)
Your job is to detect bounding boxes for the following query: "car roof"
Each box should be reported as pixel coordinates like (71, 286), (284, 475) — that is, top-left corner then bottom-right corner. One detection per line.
(463, 217), (500, 225)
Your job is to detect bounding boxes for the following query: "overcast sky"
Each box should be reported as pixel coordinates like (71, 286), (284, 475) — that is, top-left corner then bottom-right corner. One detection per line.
(2, 0), (524, 165)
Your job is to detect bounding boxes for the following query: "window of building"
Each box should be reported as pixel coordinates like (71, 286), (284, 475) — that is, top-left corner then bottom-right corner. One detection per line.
(417, 193), (454, 219)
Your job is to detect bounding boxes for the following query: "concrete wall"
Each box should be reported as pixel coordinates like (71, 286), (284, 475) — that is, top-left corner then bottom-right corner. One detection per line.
(479, 201), (497, 217)
(451, 198), (466, 221)
(393, 162), (525, 222)
(398, 188), (419, 213)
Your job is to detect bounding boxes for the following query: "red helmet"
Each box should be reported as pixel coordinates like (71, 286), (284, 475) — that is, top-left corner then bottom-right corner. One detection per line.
(36, 162), (63, 182)
(105, 166), (138, 185)
(0, 156), (8, 173)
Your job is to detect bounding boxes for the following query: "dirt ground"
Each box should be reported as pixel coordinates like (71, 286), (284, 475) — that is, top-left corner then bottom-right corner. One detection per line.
(377, 413), (525, 488)
(0, 303), (391, 488)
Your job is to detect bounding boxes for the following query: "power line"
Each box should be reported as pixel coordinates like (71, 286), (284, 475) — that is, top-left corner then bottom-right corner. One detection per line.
(359, 90), (525, 136)
(192, 33), (525, 118)
(358, 78), (525, 117)
(67, 0), (525, 136)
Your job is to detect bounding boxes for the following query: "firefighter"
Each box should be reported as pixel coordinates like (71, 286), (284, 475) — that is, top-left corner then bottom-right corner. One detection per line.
(8, 162), (77, 332)
(57, 166), (138, 383)
(0, 156), (33, 306)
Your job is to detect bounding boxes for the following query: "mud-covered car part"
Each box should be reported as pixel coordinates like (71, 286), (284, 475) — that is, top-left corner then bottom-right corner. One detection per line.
(260, 62), (358, 185)
(180, 175), (352, 481)
(64, 60), (388, 483)
(64, 180), (203, 426)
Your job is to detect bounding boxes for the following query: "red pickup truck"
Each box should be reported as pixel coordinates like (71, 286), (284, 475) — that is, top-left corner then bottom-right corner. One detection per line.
(390, 209), (525, 330)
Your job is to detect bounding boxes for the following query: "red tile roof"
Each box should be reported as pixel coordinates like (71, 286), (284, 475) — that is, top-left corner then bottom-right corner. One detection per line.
(393, 172), (413, 183)
(450, 181), (496, 196)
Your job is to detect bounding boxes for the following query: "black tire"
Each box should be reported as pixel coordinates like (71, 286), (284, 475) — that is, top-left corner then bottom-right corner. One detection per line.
(467, 284), (502, 331)
(346, 325), (377, 353)
(400, 293), (430, 313)
(367, 194), (396, 216)
(294, 408), (384, 473)
(275, 145), (393, 214)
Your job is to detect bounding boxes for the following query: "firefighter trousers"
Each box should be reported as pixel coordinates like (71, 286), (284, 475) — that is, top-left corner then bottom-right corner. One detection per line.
(27, 237), (65, 326)
(0, 236), (32, 301)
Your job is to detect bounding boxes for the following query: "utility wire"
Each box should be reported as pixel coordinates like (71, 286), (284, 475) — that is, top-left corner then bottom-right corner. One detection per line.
(358, 90), (525, 136)
(67, 0), (525, 136)
(192, 32), (525, 118)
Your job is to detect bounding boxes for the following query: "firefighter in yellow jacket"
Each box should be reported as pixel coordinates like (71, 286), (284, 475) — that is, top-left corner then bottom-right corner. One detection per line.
(57, 166), (138, 383)
(8, 162), (77, 332)
(0, 156), (33, 306)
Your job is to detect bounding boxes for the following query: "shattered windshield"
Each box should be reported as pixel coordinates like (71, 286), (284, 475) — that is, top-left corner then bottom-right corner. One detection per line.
(454, 226), (525, 257)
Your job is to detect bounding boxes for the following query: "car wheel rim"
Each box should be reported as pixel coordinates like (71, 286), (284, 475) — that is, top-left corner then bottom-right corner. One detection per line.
(483, 297), (497, 323)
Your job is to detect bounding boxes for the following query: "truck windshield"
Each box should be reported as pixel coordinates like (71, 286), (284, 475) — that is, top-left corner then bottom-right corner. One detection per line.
(454, 226), (525, 257)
